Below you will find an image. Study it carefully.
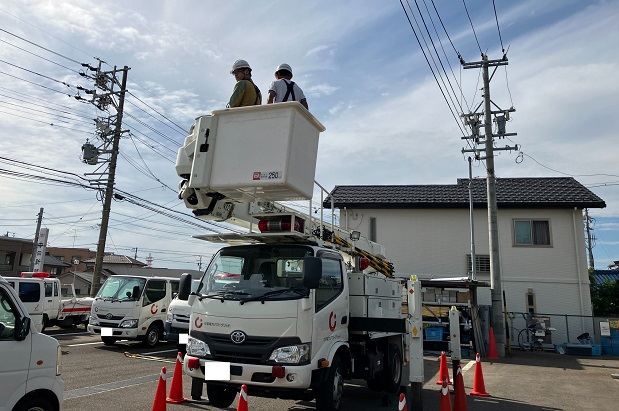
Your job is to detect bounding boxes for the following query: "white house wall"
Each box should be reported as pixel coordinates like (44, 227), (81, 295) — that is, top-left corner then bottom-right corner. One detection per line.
(343, 207), (592, 320)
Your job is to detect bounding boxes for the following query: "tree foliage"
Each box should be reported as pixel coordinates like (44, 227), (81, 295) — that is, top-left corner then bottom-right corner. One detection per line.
(590, 278), (619, 317)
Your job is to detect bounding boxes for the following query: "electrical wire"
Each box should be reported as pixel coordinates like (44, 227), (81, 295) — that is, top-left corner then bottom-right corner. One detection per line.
(126, 91), (187, 135)
(492, 0), (505, 53)
(0, 27), (83, 65)
(461, 0), (483, 55)
(0, 37), (81, 74)
(0, 109), (94, 134)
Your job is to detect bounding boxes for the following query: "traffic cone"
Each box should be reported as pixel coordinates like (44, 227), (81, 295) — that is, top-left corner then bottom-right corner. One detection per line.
(469, 353), (490, 397)
(152, 367), (167, 411)
(398, 392), (407, 411)
(435, 352), (452, 385)
(453, 365), (468, 411)
(166, 352), (188, 404)
(487, 327), (499, 359)
(439, 378), (452, 411)
(237, 384), (248, 411)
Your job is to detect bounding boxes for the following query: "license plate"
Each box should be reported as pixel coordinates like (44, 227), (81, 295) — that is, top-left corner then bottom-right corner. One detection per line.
(203, 361), (231, 381)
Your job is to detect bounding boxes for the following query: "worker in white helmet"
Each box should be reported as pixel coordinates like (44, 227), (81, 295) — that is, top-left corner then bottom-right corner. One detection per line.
(228, 59), (262, 107)
(267, 63), (308, 110)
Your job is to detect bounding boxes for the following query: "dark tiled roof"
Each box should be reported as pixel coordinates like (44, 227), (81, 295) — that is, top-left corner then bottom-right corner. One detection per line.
(44, 254), (71, 267)
(83, 254), (146, 266)
(325, 177), (605, 209)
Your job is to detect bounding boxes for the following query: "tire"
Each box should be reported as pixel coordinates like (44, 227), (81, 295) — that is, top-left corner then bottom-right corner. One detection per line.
(102, 337), (117, 345)
(517, 329), (528, 351)
(382, 344), (403, 394)
(15, 396), (54, 411)
(315, 355), (344, 411)
(206, 383), (238, 408)
(177, 344), (187, 355)
(191, 377), (204, 401)
(142, 324), (161, 348)
(41, 315), (48, 332)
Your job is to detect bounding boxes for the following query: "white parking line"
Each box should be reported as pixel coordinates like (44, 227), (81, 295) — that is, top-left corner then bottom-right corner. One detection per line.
(67, 341), (104, 347)
(462, 359), (475, 373)
(49, 331), (90, 337)
(142, 348), (178, 356)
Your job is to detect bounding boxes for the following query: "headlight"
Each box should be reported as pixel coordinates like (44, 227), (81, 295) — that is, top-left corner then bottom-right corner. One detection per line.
(56, 345), (62, 376)
(187, 336), (210, 356)
(89, 316), (99, 326)
(269, 344), (311, 364)
(166, 312), (173, 323)
(119, 319), (138, 328)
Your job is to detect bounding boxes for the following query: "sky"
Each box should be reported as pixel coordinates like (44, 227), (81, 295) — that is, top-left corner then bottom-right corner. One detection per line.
(0, 0), (617, 271)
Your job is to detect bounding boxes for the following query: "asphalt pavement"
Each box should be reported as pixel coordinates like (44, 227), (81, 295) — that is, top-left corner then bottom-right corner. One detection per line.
(47, 326), (617, 410)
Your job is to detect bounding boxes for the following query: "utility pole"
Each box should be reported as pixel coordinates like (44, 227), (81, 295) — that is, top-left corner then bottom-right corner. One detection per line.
(584, 209), (595, 270)
(82, 64), (130, 297)
(29, 207), (44, 271)
(197, 255), (203, 271)
(133, 247), (138, 260)
(462, 54), (517, 358)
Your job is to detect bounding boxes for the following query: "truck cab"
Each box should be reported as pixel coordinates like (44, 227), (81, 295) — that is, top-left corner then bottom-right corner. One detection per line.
(0, 275), (63, 411)
(165, 279), (201, 353)
(87, 275), (179, 347)
(181, 243), (405, 411)
(5, 276), (46, 332)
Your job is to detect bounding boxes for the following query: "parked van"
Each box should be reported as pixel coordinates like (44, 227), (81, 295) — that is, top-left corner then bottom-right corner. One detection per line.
(164, 279), (200, 353)
(4, 276), (45, 332)
(87, 275), (179, 347)
(0, 275), (63, 411)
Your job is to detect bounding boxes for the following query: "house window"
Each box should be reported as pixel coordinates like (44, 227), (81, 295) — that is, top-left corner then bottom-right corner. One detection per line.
(467, 255), (490, 275)
(526, 289), (536, 314)
(513, 220), (551, 246)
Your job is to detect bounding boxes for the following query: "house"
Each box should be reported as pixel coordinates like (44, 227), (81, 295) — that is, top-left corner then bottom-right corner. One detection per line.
(82, 254), (148, 273)
(325, 177), (606, 342)
(0, 236), (70, 277)
(56, 271), (107, 297)
(47, 247), (97, 274)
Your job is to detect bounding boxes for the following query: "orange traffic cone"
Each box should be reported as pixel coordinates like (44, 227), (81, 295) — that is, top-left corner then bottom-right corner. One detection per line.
(487, 327), (499, 359)
(398, 392), (407, 411)
(453, 365), (468, 411)
(166, 352), (188, 404)
(469, 353), (490, 397)
(439, 378), (452, 411)
(152, 367), (167, 411)
(237, 384), (248, 411)
(435, 352), (452, 385)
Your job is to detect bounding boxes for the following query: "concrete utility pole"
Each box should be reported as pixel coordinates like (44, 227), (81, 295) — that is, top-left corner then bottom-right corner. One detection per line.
(462, 54), (517, 358)
(584, 209), (595, 270)
(86, 65), (130, 297)
(28, 207), (44, 271)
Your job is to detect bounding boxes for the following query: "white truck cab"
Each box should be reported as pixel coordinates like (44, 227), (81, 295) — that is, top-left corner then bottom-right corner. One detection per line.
(87, 275), (179, 347)
(4, 276), (46, 332)
(165, 279), (200, 353)
(0, 275), (63, 411)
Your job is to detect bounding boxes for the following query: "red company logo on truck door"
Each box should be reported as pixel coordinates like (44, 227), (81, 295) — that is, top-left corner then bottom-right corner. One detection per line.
(194, 316), (203, 329)
(150, 304), (158, 315)
(329, 311), (337, 332)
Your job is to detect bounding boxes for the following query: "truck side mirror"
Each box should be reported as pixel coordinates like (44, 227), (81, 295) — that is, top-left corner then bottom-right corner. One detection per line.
(302, 257), (322, 289)
(132, 286), (140, 300)
(178, 274), (192, 301)
(15, 316), (31, 341)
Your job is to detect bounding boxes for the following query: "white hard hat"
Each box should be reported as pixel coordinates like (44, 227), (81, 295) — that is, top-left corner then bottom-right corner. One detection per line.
(276, 63), (292, 74)
(231, 59), (251, 73)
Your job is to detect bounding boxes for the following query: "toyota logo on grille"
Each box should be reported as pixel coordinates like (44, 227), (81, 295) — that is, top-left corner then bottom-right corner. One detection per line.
(230, 330), (246, 344)
(105, 313), (113, 320)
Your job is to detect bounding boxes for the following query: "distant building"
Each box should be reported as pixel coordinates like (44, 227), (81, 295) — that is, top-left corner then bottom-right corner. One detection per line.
(47, 247), (97, 274)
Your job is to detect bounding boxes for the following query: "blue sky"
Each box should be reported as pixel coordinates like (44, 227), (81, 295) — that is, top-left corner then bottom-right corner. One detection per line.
(0, 0), (617, 270)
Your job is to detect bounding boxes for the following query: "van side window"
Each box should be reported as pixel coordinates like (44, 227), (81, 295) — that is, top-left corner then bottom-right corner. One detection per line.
(143, 280), (166, 306)
(316, 259), (343, 310)
(0, 289), (17, 340)
(19, 282), (40, 303)
(45, 282), (53, 298)
(54, 282), (59, 297)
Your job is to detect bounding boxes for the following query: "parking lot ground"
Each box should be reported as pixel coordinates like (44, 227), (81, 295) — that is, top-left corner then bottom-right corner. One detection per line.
(57, 326), (617, 411)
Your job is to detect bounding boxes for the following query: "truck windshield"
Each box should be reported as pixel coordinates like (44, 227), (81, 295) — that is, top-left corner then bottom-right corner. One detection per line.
(200, 245), (313, 302)
(96, 277), (146, 301)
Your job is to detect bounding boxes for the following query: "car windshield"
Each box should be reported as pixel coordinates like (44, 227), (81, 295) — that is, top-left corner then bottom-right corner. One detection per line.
(200, 245), (313, 302)
(96, 277), (146, 301)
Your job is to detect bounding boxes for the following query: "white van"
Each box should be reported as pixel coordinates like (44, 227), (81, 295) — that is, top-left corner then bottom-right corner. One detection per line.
(5, 277), (45, 332)
(0, 275), (63, 411)
(164, 279), (200, 353)
(87, 275), (179, 347)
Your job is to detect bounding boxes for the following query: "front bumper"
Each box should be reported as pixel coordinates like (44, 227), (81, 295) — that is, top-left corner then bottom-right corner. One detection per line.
(87, 325), (140, 339)
(183, 355), (314, 390)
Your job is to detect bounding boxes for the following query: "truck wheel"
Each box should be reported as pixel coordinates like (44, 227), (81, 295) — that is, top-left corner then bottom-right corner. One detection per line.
(191, 377), (204, 400)
(315, 355), (344, 411)
(382, 344), (403, 394)
(206, 383), (237, 408)
(102, 337), (117, 345)
(15, 396), (53, 411)
(142, 324), (161, 348)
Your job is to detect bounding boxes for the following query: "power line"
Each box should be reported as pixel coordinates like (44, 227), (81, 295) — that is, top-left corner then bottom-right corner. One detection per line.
(0, 109), (94, 134)
(0, 37), (81, 73)
(0, 27), (83, 65)
(126, 91), (187, 135)
(492, 0), (505, 53)
(461, 0), (482, 55)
